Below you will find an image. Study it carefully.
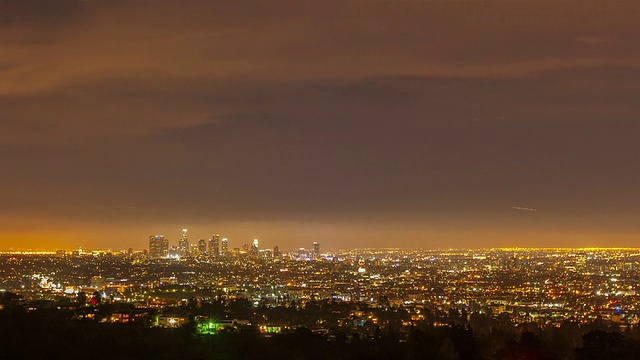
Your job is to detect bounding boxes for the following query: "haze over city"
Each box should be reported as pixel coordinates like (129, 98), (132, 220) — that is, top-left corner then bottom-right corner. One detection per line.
(1, 1), (639, 250)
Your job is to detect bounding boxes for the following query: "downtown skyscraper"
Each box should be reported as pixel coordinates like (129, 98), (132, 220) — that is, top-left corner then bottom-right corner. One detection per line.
(312, 242), (320, 261)
(197, 239), (207, 255)
(178, 229), (189, 257)
(250, 239), (259, 257)
(209, 234), (220, 258)
(221, 238), (228, 258)
(149, 235), (169, 259)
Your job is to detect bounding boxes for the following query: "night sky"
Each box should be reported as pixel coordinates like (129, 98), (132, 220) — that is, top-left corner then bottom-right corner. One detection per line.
(1, 1), (639, 250)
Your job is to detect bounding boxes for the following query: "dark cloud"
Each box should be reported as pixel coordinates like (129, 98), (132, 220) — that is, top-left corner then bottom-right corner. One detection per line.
(0, 1), (638, 249)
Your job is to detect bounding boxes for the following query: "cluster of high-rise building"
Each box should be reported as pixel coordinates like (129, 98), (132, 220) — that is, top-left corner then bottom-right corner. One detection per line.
(148, 229), (312, 261)
(149, 230), (229, 259)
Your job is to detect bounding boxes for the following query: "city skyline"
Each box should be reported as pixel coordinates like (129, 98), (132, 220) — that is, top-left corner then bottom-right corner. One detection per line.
(1, 1), (639, 250)
(3, 246), (640, 358)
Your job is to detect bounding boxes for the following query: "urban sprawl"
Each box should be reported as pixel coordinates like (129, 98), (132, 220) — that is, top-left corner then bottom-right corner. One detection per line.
(2, 230), (639, 338)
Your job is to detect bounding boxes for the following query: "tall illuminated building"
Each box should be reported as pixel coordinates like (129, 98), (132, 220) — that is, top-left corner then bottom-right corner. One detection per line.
(178, 229), (189, 257)
(209, 234), (220, 257)
(273, 245), (281, 258)
(312, 242), (320, 261)
(198, 239), (207, 255)
(250, 239), (259, 257)
(149, 235), (169, 259)
(221, 238), (228, 257)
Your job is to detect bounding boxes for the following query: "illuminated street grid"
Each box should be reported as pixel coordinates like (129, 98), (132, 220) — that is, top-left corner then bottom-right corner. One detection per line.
(2, 247), (640, 332)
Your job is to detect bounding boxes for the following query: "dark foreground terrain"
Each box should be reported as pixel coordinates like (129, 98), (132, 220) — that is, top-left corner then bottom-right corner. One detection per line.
(2, 305), (640, 360)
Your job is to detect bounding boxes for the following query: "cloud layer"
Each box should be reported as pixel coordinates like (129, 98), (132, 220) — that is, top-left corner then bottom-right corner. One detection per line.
(1, 0), (639, 249)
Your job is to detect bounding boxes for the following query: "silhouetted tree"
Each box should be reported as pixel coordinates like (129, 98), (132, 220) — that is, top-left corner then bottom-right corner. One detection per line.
(577, 330), (625, 360)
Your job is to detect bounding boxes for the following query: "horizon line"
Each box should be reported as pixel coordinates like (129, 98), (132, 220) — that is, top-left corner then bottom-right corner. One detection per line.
(2, 246), (640, 254)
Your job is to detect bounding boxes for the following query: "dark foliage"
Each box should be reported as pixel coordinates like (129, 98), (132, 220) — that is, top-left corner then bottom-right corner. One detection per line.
(3, 303), (640, 360)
